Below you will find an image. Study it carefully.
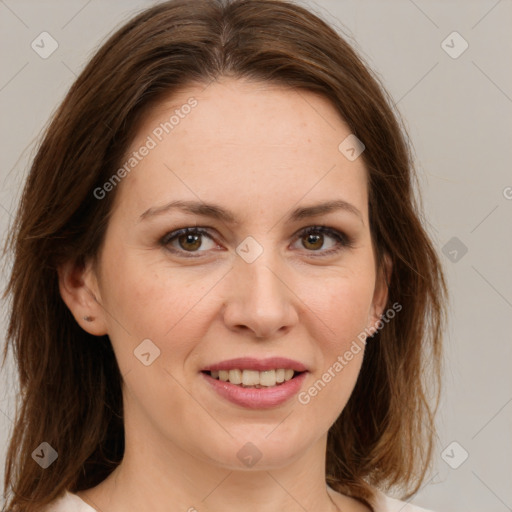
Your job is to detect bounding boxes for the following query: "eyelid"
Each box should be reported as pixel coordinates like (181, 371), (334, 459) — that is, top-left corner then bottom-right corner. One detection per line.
(160, 226), (214, 245)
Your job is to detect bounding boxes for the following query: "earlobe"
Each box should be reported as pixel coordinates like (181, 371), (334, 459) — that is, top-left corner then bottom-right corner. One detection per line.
(57, 258), (108, 336)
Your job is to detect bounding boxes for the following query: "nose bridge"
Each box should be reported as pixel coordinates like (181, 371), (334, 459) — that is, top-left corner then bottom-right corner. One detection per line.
(223, 239), (297, 337)
(242, 254), (284, 304)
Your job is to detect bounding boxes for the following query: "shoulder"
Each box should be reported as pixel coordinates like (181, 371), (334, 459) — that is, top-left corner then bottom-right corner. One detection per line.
(41, 490), (97, 512)
(371, 487), (436, 512)
(327, 485), (437, 512)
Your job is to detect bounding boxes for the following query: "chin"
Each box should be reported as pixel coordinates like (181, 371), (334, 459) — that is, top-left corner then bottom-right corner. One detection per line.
(194, 427), (314, 471)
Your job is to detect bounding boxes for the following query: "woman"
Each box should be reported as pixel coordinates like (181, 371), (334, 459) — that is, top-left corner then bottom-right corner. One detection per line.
(1, 0), (448, 511)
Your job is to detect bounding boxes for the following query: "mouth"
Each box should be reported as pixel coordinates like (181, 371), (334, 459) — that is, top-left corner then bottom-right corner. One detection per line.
(201, 368), (305, 388)
(200, 357), (309, 409)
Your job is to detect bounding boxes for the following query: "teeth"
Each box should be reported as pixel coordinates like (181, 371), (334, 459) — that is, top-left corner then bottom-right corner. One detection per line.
(228, 369), (242, 384)
(242, 370), (260, 386)
(208, 368), (298, 387)
(259, 370), (276, 387)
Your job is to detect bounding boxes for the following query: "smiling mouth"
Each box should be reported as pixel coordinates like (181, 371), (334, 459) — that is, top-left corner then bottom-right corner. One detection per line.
(202, 369), (304, 388)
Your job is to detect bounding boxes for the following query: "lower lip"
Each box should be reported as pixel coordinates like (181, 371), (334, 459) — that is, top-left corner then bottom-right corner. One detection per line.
(201, 372), (307, 409)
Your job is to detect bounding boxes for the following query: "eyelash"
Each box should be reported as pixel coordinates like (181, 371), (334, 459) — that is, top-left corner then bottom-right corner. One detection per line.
(160, 225), (354, 259)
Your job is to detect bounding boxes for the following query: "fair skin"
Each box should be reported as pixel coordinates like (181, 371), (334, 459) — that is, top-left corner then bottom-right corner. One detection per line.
(59, 78), (390, 512)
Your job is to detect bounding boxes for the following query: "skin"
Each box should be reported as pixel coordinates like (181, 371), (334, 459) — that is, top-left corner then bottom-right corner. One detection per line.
(59, 77), (391, 512)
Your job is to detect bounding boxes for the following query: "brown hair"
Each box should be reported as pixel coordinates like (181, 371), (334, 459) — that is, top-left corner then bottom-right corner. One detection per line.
(1, 0), (448, 510)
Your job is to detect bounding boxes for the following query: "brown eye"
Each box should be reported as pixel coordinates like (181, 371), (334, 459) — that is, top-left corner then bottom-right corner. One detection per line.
(302, 232), (325, 251)
(292, 226), (352, 256)
(162, 227), (217, 255)
(177, 233), (202, 251)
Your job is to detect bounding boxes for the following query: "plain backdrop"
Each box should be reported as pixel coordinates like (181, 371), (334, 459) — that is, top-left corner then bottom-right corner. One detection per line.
(0, 1), (511, 511)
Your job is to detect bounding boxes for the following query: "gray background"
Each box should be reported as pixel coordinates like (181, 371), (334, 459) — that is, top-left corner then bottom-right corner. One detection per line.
(1, 1), (511, 511)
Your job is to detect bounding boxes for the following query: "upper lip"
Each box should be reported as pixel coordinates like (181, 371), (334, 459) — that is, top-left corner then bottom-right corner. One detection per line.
(202, 357), (308, 372)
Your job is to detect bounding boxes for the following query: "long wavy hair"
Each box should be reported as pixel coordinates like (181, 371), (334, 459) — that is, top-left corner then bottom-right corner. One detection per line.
(1, 0), (448, 510)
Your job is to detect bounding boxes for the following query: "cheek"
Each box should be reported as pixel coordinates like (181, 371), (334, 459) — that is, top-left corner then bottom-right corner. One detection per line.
(297, 276), (371, 423)
(99, 249), (220, 365)
(302, 271), (375, 346)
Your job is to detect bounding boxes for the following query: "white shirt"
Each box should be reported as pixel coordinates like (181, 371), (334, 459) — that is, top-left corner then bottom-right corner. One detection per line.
(43, 489), (435, 511)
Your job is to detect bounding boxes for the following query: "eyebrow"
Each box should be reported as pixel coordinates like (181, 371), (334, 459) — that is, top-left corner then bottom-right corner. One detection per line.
(139, 199), (364, 225)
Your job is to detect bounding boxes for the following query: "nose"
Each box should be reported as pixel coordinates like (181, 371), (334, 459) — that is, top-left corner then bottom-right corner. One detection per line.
(221, 253), (299, 339)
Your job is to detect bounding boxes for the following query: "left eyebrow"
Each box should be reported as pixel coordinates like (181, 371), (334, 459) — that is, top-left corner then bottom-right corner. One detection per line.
(139, 199), (364, 225)
(287, 199), (364, 225)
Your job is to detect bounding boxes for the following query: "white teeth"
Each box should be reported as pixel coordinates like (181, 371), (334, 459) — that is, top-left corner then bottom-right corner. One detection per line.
(208, 368), (298, 387)
(228, 369), (242, 385)
(259, 370), (276, 387)
(242, 370), (260, 386)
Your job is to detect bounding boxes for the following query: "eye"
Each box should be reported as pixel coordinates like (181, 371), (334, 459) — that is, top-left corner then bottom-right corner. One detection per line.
(161, 227), (218, 256)
(291, 226), (353, 256)
(160, 225), (353, 258)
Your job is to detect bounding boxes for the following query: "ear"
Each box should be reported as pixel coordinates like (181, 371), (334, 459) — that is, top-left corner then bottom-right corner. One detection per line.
(367, 252), (392, 333)
(57, 257), (108, 336)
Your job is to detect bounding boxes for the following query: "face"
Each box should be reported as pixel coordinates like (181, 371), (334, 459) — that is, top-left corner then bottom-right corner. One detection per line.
(66, 77), (389, 471)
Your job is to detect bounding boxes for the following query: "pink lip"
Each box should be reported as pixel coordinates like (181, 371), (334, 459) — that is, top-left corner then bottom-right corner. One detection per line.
(201, 371), (307, 409)
(202, 357), (308, 372)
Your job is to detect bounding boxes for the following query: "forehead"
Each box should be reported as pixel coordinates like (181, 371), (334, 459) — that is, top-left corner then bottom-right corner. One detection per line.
(141, 78), (351, 147)
(111, 78), (368, 223)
